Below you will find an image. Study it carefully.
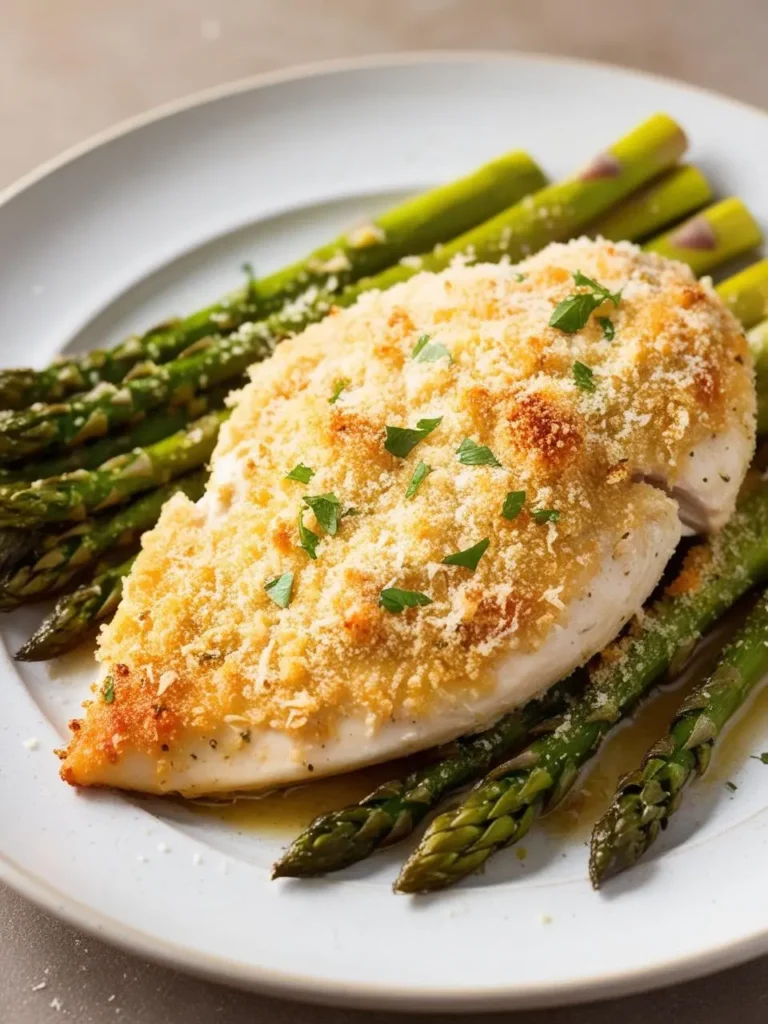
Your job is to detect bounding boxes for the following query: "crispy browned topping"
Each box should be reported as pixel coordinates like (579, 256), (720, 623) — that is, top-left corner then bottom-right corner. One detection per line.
(63, 239), (754, 775)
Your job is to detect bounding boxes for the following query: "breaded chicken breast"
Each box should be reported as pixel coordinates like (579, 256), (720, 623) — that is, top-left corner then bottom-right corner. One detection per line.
(61, 238), (755, 796)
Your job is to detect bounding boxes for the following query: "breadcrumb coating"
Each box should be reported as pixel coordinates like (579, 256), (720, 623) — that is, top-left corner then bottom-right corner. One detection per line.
(62, 238), (754, 782)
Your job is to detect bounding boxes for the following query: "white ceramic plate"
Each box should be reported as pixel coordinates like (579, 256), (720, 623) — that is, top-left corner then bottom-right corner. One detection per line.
(2, 52), (768, 1012)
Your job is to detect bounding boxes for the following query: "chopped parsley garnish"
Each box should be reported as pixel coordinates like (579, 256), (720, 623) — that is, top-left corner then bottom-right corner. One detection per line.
(442, 538), (490, 571)
(264, 572), (294, 609)
(405, 461), (432, 499)
(751, 753), (768, 765)
(502, 490), (526, 521)
(101, 675), (115, 704)
(298, 509), (320, 559)
(456, 437), (502, 467)
(532, 508), (560, 525)
(412, 333), (451, 363)
(725, 780), (738, 792)
(329, 378), (350, 404)
(285, 463), (314, 484)
(549, 270), (622, 334)
(598, 316), (615, 341)
(385, 417), (442, 458)
(341, 506), (360, 518)
(412, 334), (430, 357)
(514, 272), (526, 282)
(303, 492), (341, 536)
(379, 587), (433, 614)
(573, 361), (596, 393)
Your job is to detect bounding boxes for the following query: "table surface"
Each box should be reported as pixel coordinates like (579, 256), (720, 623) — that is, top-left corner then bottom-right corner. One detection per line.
(2, 1), (768, 1020)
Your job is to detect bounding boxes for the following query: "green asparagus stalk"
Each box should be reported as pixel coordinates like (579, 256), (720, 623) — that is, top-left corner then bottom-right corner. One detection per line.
(394, 483), (768, 893)
(15, 554), (137, 661)
(339, 113), (688, 301)
(0, 409), (227, 528)
(590, 586), (768, 887)
(0, 115), (686, 464)
(245, 150), (546, 317)
(718, 260), (768, 329)
(272, 676), (583, 878)
(0, 529), (38, 576)
(0, 153), (544, 412)
(643, 197), (762, 275)
(588, 165), (712, 242)
(0, 470), (206, 609)
(0, 383), (234, 485)
(749, 318), (768, 433)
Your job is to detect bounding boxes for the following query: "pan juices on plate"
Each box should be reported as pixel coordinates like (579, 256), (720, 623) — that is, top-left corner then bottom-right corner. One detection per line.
(60, 237), (755, 797)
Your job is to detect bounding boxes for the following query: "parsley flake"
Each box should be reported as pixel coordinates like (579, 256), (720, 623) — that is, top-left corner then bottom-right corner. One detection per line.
(303, 492), (341, 536)
(456, 437), (502, 467)
(598, 316), (615, 341)
(405, 460), (432, 499)
(379, 587), (433, 614)
(385, 417), (442, 458)
(573, 361), (596, 393)
(329, 378), (350, 404)
(751, 753), (768, 765)
(725, 780), (738, 792)
(549, 271), (622, 334)
(514, 272), (526, 282)
(341, 506), (360, 518)
(285, 463), (314, 484)
(298, 509), (320, 559)
(412, 334), (451, 363)
(442, 538), (490, 571)
(532, 508), (560, 525)
(265, 572), (294, 608)
(101, 675), (115, 704)
(502, 490), (526, 521)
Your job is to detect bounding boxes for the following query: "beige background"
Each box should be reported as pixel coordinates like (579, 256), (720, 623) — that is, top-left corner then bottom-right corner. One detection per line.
(2, 0), (768, 1020)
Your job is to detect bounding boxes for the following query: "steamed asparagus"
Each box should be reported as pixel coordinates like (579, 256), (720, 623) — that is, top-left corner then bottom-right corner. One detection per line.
(395, 483), (768, 893)
(643, 197), (762, 275)
(0, 152), (545, 411)
(716, 259), (768, 329)
(748, 317), (768, 433)
(16, 554), (137, 661)
(272, 676), (582, 878)
(0, 383), (234, 485)
(0, 471), (206, 608)
(0, 409), (227, 528)
(589, 587), (768, 888)
(588, 165), (712, 242)
(0, 115), (687, 464)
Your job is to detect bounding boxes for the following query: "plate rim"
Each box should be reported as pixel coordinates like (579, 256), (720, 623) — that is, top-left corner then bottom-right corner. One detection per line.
(3, 49), (768, 1011)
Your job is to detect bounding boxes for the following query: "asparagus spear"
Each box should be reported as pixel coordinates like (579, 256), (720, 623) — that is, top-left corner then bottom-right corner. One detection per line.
(246, 150), (546, 316)
(588, 165), (712, 242)
(0, 152), (545, 412)
(718, 259), (768, 329)
(0, 409), (227, 528)
(16, 554), (137, 661)
(0, 115), (686, 464)
(340, 113), (688, 301)
(0, 529), (38, 575)
(0, 470), (206, 609)
(643, 197), (762, 275)
(0, 383), (234, 485)
(589, 587), (768, 888)
(395, 483), (768, 893)
(272, 676), (583, 878)
(748, 318), (768, 434)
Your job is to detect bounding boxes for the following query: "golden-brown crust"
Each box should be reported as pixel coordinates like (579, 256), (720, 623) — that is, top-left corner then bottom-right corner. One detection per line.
(62, 239), (755, 783)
